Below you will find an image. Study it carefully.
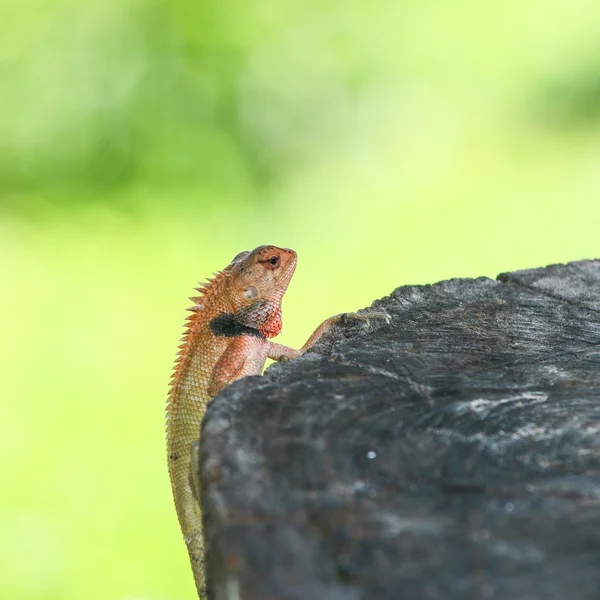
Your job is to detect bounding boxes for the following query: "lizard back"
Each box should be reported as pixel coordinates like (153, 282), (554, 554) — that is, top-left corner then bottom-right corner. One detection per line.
(166, 268), (231, 598)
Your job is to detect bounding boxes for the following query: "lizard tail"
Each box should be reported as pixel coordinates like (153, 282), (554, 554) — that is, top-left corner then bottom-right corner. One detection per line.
(186, 530), (207, 599)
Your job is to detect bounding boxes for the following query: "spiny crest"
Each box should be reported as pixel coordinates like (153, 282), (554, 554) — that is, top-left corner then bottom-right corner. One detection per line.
(192, 271), (226, 298)
(166, 266), (232, 412)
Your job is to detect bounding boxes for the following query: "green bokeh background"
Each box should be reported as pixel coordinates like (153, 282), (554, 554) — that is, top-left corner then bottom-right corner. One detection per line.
(2, 1), (600, 598)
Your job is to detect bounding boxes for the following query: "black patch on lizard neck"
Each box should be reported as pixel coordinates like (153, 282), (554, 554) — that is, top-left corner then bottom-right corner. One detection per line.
(209, 313), (265, 339)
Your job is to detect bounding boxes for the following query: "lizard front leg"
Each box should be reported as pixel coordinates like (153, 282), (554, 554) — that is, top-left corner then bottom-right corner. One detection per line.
(207, 336), (270, 397)
(267, 311), (391, 362)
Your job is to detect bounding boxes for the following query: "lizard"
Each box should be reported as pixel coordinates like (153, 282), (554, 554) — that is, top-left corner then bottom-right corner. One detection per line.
(166, 245), (389, 598)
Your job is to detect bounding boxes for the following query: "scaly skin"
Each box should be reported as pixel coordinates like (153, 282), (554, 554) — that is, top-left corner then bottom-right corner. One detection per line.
(166, 245), (389, 598)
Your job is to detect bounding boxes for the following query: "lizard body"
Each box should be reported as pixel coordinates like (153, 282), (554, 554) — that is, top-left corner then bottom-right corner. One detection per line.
(166, 245), (388, 598)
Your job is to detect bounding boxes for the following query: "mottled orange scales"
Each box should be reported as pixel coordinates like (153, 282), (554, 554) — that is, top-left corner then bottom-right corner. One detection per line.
(165, 245), (390, 598)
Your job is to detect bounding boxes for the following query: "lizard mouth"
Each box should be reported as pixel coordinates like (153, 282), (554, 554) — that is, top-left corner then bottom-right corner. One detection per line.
(278, 252), (297, 292)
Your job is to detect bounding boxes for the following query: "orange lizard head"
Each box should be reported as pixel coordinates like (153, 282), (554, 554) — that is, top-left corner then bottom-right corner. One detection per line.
(225, 245), (297, 338)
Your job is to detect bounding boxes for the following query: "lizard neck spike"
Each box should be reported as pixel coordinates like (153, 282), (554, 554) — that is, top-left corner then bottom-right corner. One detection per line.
(193, 269), (230, 301)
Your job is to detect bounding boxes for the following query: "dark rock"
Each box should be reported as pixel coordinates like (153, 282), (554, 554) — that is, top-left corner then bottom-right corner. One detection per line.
(200, 259), (600, 600)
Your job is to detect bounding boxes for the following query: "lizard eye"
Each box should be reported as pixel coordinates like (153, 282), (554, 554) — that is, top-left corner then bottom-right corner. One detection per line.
(259, 254), (281, 270)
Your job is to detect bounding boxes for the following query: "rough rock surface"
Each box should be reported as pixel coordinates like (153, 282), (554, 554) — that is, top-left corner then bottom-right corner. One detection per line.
(199, 260), (600, 600)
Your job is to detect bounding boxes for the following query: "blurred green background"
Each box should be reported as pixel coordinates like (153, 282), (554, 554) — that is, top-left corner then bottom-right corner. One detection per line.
(1, 0), (600, 598)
